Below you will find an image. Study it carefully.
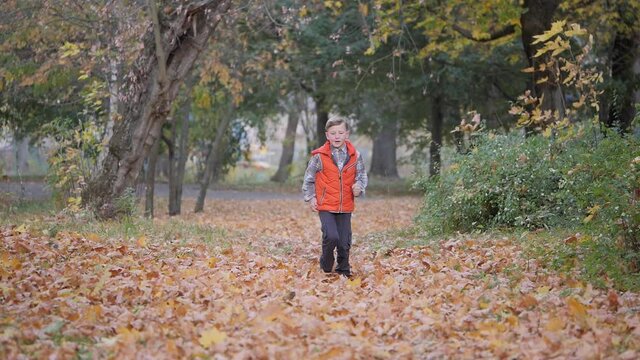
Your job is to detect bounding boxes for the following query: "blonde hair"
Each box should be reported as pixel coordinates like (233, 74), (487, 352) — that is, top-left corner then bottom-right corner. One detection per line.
(325, 116), (350, 131)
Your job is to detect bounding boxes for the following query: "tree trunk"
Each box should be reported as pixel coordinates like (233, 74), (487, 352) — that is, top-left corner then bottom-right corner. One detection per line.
(144, 137), (161, 218)
(520, 0), (563, 118)
(97, 59), (120, 172)
(82, 1), (230, 218)
(271, 110), (299, 182)
(429, 94), (443, 178)
(369, 121), (399, 178)
(605, 27), (639, 133)
(15, 136), (29, 175)
(195, 115), (232, 213)
(167, 99), (191, 215)
(315, 96), (329, 148)
(175, 111), (190, 210)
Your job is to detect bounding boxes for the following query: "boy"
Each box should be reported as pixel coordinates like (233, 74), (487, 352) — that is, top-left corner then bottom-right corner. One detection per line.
(302, 116), (368, 277)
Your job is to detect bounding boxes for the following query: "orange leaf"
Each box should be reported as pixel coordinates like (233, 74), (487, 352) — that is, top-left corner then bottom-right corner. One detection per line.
(137, 235), (147, 247)
(545, 317), (565, 331)
(518, 294), (538, 309)
(567, 297), (588, 320)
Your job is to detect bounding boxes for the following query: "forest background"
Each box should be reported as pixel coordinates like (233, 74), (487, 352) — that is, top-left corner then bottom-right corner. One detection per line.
(1, 0), (640, 358)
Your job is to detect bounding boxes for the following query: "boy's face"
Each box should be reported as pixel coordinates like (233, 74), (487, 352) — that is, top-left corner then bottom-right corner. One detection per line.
(326, 123), (349, 148)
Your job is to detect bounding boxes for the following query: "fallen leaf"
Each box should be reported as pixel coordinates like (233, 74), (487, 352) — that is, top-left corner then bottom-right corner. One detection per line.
(545, 317), (565, 331)
(137, 235), (147, 247)
(347, 277), (362, 288)
(199, 326), (227, 347)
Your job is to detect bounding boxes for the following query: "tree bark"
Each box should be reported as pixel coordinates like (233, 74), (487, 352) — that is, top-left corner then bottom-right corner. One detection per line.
(315, 96), (329, 148)
(144, 137), (161, 218)
(15, 136), (29, 175)
(82, 0), (230, 218)
(175, 110), (190, 211)
(271, 110), (299, 182)
(167, 98), (191, 215)
(429, 94), (443, 178)
(520, 0), (563, 118)
(369, 121), (399, 178)
(194, 115), (232, 213)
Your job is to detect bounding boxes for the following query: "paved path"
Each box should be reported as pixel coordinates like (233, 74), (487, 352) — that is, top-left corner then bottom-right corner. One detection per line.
(0, 180), (301, 201)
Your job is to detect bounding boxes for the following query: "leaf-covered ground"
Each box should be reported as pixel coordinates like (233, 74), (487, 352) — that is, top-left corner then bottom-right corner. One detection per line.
(1, 197), (639, 359)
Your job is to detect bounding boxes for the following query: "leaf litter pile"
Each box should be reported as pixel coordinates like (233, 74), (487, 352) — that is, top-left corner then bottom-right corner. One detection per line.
(1, 197), (639, 359)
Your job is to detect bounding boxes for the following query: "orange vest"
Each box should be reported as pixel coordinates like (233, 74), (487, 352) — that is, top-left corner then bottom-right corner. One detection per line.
(312, 140), (358, 213)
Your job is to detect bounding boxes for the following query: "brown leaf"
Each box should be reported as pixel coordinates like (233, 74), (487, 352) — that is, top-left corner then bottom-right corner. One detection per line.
(518, 294), (538, 309)
(607, 290), (619, 312)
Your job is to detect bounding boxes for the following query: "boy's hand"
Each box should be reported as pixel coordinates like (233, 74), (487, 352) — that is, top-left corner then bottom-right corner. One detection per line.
(308, 198), (318, 212)
(352, 184), (362, 197)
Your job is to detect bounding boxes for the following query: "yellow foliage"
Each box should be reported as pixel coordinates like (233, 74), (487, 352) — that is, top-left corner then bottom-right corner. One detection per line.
(532, 20), (567, 45)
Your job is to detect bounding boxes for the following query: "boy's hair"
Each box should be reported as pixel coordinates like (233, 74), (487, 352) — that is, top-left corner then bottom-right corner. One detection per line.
(325, 116), (350, 131)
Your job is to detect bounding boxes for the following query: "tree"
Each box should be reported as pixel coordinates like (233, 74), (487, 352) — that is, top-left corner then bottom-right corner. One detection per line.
(82, 1), (232, 218)
(271, 94), (303, 183)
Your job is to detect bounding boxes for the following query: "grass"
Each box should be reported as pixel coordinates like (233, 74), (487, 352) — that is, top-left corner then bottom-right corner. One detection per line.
(0, 197), (231, 251)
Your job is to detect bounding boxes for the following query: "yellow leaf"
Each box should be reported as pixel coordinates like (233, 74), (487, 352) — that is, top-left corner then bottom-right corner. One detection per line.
(565, 23), (587, 37)
(117, 327), (142, 342)
(15, 224), (27, 234)
(137, 235), (147, 247)
(521, 67), (535, 73)
(364, 45), (375, 56)
(1, 252), (21, 270)
(505, 315), (519, 327)
(545, 317), (565, 331)
(329, 322), (346, 330)
(537, 286), (551, 295)
(536, 76), (548, 84)
(208, 256), (218, 268)
(532, 20), (566, 45)
(347, 277), (361, 288)
(583, 204), (600, 223)
(199, 326), (227, 347)
(86, 233), (102, 242)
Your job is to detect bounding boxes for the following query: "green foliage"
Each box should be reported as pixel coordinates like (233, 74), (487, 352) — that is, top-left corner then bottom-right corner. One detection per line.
(45, 119), (102, 211)
(416, 122), (640, 281)
(416, 124), (640, 288)
(416, 124), (639, 235)
(416, 131), (561, 233)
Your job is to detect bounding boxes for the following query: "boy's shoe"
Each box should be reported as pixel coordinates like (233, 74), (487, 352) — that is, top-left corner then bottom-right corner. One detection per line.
(319, 256), (332, 273)
(336, 271), (352, 278)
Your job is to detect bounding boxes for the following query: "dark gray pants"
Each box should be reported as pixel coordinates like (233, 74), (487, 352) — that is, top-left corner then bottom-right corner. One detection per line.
(319, 211), (352, 275)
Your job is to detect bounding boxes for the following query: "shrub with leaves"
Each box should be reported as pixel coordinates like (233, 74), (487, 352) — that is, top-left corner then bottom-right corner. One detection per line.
(416, 122), (639, 275)
(45, 119), (102, 212)
(415, 130), (562, 234)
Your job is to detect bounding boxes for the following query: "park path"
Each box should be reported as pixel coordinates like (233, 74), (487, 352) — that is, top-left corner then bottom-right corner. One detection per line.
(2, 196), (640, 358)
(0, 180), (301, 201)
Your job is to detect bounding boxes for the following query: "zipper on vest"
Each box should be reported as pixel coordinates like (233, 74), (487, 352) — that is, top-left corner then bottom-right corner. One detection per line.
(339, 172), (343, 212)
(341, 158), (357, 212)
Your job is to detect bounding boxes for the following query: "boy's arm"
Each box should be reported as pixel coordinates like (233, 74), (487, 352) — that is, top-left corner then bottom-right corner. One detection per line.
(354, 151), (368, 196)
(302, 154), (322, 202)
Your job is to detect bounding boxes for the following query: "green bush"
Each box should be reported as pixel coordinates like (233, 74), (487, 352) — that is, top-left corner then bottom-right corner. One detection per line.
(415, 132), (563, 234)
(416, 122), (639, 270)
